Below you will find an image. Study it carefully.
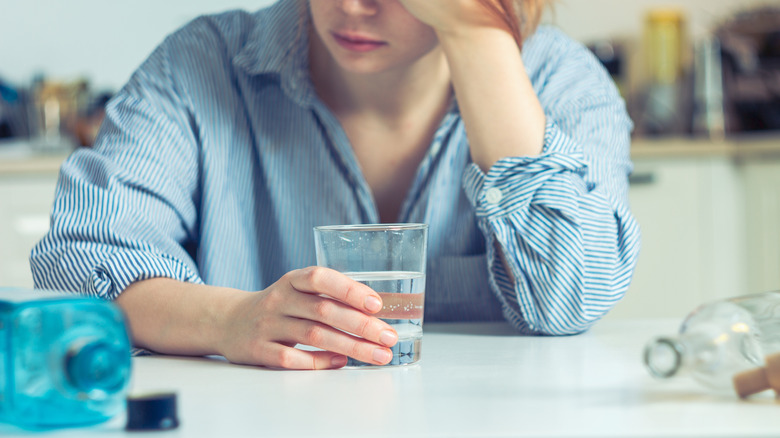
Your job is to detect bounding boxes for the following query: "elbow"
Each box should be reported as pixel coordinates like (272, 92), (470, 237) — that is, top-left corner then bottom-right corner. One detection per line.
(514, 269), (633, 336)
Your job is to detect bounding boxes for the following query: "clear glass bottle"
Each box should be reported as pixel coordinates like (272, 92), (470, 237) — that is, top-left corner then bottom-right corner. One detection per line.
(0, 288), (132, 428)
(643, 291), (780, 396)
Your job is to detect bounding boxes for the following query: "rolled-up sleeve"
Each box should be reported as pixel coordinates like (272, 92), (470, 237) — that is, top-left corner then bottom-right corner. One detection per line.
(461, 34), (641, 335)
(30, 39), (204, 300)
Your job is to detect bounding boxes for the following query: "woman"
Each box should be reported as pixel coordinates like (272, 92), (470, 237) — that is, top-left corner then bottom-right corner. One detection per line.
(31, 0), (640, 369)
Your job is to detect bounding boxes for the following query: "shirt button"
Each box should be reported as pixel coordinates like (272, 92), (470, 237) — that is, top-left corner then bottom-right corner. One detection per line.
(429, 142), (441, 157)
(485, 187), (503, 204)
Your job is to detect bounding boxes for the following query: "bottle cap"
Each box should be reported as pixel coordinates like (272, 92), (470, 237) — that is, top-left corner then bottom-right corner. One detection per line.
(732, 353), (780, 398)
(126, 392), (179, 431)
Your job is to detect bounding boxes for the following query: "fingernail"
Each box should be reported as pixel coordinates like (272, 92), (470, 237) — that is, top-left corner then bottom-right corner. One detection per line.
(373, 348), (392, 364)
(331, 355), (347, 368)
(380, 330), (397, 347)
(364, 296), (382, 313)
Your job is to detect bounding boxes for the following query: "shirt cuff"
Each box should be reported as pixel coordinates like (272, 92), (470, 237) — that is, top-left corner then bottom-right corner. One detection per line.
(462, 120), (587, 218)
(83, 250), (203, 301)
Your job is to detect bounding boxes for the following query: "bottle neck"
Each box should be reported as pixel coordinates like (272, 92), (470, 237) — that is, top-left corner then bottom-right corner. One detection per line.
(644, 331), (720, 378)
(644, 336), (687, 378)
(644, 331), (716, 379)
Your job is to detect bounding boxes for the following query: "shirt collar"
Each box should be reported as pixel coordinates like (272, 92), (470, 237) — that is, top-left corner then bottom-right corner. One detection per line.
(232, 0), (315, 106)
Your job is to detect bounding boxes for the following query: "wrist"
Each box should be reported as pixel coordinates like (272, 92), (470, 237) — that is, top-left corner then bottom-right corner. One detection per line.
(213, 287), (253, 356)
(434, 25), (517, 47)
(436, 26), (519, 59)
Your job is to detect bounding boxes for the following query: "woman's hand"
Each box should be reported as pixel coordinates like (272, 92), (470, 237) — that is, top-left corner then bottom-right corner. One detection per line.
(397, 0), (514, 38)
(218, 267), (399, 369)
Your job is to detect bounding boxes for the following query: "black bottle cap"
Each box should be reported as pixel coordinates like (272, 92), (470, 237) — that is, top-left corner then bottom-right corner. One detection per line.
(126, 392), (179, 431)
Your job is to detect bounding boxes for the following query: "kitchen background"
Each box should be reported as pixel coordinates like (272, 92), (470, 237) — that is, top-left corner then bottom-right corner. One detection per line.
(1, 0), (779, 320)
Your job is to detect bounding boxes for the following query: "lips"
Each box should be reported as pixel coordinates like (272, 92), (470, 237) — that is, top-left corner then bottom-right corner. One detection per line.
(331, 31), (387, 53)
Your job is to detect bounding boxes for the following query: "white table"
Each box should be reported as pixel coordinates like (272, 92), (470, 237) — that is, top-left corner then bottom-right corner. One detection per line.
(3, 320), (779, 437)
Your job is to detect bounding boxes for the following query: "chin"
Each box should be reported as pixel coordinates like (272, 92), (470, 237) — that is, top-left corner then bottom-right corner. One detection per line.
(335, 58), (395, 76)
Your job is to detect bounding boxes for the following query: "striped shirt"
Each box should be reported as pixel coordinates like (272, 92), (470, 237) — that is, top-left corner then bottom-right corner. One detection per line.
(31, 0), (640, 335)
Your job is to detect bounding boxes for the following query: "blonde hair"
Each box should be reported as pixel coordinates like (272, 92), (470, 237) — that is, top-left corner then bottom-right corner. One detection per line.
(477, 0), (550, 49)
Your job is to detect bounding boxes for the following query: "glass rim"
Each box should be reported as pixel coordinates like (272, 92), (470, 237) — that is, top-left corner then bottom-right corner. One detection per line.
(314, 223), (428, 232)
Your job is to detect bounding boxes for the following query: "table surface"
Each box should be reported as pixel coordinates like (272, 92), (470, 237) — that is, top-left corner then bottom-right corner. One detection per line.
(2, 320), (779, 437)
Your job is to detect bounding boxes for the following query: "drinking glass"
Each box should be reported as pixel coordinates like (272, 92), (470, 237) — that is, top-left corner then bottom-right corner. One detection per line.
(313, 223), (428, 366)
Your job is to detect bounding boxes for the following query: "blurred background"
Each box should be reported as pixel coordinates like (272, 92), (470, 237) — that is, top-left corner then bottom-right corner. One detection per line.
(1, 0), (779, 319)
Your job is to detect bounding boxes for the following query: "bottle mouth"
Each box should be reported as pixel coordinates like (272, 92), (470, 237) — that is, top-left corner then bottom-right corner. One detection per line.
(65, 340), (130, 395)
(644, 337), (683, 378)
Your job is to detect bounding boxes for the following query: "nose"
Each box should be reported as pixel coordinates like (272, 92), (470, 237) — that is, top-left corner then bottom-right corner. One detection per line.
(339, 0), (379, 16)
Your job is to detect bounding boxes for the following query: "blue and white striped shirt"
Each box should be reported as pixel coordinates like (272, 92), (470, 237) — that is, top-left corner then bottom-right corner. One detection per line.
(31, 0), (640, 335)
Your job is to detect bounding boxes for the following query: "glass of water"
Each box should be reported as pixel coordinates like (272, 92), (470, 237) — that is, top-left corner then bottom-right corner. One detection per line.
(313, 223), (428, 367)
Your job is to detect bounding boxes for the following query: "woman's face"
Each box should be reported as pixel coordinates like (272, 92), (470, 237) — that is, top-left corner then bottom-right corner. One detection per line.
(308, 0), (441, 75)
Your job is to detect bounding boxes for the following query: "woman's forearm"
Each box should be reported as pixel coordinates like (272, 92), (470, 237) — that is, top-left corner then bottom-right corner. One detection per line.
(437, 27), (546, 172)
(115, 272), (398, 368)
(115, 278), (247, 356)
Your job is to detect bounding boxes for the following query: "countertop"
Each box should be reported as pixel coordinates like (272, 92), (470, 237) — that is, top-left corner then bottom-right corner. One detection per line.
(0, 138), (72, 175)
(630, 134), (780, 159)
(2, 135), (780, 176)
(1, 320), (778, 438)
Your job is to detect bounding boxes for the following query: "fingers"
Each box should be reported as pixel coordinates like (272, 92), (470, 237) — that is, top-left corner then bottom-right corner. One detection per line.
(263, 343), (348, 370)
(287, 267), (383, 314)
(230, 267), (398, 370)
(287, 292), (398, 348)
(281, 319), (394, 366)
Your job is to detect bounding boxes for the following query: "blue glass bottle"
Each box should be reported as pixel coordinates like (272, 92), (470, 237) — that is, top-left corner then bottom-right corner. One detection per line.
(0, 288), (132, 428)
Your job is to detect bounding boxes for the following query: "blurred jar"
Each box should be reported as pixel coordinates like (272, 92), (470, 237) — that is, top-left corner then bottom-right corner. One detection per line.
(692, 37), (726, 139)
(589, 40), (627, 98)
(639, 8), (691, 136)
(645, 9), (686, 86)
(30, 78), (88, 151)
(717, 6), (780, 133)
(73, 92), (112, 147)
